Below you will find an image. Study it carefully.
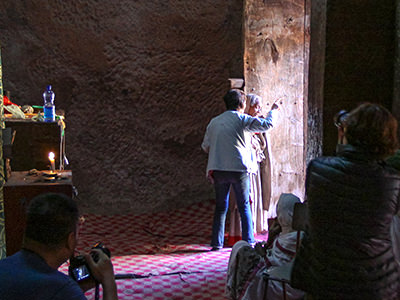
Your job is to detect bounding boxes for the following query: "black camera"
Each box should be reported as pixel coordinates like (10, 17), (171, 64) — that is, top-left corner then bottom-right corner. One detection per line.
(333, 109), (349, 128)
(69, 242), (111, 282)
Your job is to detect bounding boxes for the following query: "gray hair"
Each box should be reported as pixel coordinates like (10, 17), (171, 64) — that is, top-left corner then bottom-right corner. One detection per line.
(247, 94), (262, 107)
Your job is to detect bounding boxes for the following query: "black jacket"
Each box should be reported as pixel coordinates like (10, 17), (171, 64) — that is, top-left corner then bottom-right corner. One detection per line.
(291, 144), (400, 300)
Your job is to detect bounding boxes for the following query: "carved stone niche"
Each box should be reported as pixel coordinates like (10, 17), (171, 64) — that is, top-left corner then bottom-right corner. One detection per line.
(228, 78), (244, 90)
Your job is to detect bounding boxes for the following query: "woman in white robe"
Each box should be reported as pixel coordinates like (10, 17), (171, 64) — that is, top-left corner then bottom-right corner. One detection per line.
(226, 193), (305, 300)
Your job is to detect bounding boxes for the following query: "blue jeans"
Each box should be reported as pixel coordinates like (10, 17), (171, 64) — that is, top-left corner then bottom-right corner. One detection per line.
(211, 171), (254, 248)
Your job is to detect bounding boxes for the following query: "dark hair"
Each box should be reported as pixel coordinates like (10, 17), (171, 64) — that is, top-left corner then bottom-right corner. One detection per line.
(24, 193), (79, 248)
(223, 89), (246, 110)
(345, 103), (398, 158)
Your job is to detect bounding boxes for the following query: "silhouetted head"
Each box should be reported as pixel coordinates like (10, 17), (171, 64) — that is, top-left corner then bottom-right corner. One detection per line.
(277, 193), (301, 235)
(223, 89), (246, 111)
(24, 193), (79, 249)
(344, 103), (398, 159)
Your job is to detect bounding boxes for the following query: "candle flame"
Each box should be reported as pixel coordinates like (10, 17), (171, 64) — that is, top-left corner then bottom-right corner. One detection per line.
(48, 152), (55, 161)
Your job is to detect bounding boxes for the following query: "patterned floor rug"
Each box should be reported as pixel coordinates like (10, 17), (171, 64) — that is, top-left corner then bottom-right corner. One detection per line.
(60, 200), (233, 300)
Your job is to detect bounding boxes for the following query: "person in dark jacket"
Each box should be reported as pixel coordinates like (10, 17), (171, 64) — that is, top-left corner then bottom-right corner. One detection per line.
(385, 150), (400, 267)
(291, 103), (400, 300)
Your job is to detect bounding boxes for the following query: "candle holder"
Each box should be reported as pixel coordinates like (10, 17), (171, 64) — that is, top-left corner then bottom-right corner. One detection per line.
(43, 152), (57, 177)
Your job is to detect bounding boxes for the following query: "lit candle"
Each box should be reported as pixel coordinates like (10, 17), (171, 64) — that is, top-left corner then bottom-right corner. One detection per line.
(48, 152), (56, 172)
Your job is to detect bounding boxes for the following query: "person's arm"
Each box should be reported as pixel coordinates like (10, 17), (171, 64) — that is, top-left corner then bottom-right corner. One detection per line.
(201, 126), (210, 153)
(243, 102), (280, 133)
(84, 249), (118, 300)
(264, 103), (279, 124)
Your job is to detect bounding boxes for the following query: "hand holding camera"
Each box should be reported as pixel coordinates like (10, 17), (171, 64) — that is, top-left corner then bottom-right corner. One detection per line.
(69, 242), (111, 283)
(83, 248), (115, 286)
(69, 242), (117, 299)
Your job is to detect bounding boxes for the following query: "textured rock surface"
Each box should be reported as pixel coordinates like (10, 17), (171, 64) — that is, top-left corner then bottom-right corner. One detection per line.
(0, 0), (243, 214)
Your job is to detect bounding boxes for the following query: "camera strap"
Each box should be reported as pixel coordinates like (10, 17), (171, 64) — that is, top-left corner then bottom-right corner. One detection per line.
(94, 282), (100, 300)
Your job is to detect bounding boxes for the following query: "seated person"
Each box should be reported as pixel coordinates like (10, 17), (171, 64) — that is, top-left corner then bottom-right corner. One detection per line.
(0, 193), (118, 300)
(291, 103), (400, 299)
(385, 150), (400, 266)
(226, 193), (305, 300)
(336, 108), (400, 268)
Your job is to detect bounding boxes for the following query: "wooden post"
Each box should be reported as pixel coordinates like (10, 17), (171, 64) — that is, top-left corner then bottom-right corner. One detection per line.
(243, 0), (310, 217)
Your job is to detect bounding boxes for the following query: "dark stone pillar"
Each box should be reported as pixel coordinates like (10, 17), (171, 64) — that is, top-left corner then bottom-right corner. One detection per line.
(323, 0), (396, 155)
(392, 0), (400, 133)
(306, 0), (327, 163)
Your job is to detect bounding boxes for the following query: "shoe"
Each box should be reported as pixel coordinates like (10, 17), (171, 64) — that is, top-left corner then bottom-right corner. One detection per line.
(210, 247), (222, 251)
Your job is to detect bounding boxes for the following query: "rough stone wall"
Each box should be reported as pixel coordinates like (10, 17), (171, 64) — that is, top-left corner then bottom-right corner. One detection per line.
(0, 0), (244, 214)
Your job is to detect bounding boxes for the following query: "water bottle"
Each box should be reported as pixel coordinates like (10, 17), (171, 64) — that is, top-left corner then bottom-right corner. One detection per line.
(43, 85), (55, 122)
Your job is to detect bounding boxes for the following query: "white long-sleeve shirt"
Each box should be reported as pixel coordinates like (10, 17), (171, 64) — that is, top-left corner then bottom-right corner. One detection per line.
(201, 109), (276, 175)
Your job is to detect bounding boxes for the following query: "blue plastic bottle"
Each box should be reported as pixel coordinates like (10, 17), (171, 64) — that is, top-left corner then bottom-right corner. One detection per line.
(43, 85), (55, 122)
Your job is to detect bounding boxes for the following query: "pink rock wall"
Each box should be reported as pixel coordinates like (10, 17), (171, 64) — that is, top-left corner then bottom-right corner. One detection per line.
(0, 0), (243, 214)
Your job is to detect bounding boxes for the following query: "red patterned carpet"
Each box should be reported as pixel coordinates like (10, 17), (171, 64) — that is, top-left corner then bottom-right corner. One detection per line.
(59, 200), (233, 300)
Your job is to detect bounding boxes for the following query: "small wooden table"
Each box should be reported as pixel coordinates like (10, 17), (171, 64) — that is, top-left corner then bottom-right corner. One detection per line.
(3, 170), (73, 256)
